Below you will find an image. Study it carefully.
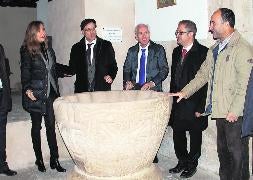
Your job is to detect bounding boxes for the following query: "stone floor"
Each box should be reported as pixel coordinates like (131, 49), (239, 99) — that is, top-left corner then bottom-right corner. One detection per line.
(0, 92), (221, 179)
(0, 155), (220, 180)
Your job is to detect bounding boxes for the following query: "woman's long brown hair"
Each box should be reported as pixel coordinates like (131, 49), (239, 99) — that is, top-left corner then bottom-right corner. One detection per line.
(22, 21), (48, 55)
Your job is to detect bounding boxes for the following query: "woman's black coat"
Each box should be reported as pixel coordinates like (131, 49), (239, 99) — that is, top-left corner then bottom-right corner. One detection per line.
(20, 46), (65, 115)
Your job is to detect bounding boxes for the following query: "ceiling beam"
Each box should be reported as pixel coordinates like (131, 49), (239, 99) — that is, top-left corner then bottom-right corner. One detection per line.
(0, 0), (52, 8)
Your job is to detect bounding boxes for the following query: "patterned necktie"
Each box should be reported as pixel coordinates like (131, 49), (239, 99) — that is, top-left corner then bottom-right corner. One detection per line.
(86, 43), (93, 65)
(181, 48), (187, 60)
(138, 49), (146, 85)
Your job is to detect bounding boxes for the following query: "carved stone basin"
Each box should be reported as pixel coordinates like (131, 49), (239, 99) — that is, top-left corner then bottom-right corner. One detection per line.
(53, 90), (172, 180)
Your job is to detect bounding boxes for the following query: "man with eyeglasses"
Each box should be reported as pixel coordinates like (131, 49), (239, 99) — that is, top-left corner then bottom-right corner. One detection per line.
(68, 19), (118, 93)
(168, 20), (208, 178)
(169, 8), (253, 180)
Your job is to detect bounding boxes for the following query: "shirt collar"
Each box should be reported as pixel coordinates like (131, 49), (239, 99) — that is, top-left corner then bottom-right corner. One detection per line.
(139, 42), (150, 50)
(183, 43), (193, 52)
(85, 38), (97, 46)
(219, 32), (234, 48)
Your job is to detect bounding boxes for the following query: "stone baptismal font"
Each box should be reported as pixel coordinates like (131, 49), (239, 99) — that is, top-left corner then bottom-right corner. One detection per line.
(53, 90), (172, 180)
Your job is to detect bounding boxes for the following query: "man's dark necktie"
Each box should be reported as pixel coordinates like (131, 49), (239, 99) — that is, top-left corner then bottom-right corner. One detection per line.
(181, 48), (187, 60)
(138, 49), (146, 85)
(86, 43), (93, 65)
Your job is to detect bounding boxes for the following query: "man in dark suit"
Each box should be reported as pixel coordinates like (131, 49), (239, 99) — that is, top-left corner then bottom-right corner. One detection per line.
(242, 67), (253, 138)
(123, 23), (169, 92)
(123, 24), (169, 163)
(0, 44), (17, 176)
(168, 20), (208, 178)
(242, 68), (253, 175)
(69, 19), (118, 93)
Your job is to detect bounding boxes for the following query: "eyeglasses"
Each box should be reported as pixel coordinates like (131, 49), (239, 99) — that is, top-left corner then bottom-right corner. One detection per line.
(84, 28), (96, 32)
(175, 31), (191, 36)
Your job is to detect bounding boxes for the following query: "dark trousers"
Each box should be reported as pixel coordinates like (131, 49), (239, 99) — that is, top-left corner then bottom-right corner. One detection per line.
(30, 90), (59, 160)
(216, 117), (249, 180)
(0, 111), (7, 166)
(173, 130), (202, 167)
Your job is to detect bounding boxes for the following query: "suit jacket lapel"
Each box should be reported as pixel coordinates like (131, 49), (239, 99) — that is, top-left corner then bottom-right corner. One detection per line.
(0, 53), (4, 79)
(146, 44), (154, 77)
(40, 52), (49, 71)
(183, 40), (198, 62)
(132, 44), (139, 77)
(0, 45), (5, 79)
(79, 37), (87, 65)
(94, 37), (102, 62)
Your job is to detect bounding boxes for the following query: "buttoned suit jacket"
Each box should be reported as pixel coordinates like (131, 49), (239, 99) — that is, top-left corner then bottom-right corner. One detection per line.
(123, 41), (169, 92)
(169, 40), (208, 131)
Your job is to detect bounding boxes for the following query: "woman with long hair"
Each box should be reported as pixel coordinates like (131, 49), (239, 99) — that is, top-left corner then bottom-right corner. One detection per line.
(20, 21), (67, 173)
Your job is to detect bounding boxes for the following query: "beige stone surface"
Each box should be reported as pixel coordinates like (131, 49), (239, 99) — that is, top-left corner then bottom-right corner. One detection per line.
(68, 165), (162, 180)
(53, 90), (172, 179)
(6, 120), (70, 170)
(3, 93), (220, 179)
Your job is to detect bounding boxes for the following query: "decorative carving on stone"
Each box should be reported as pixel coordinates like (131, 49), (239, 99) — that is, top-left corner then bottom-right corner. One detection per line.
(54, 90), (172, 179)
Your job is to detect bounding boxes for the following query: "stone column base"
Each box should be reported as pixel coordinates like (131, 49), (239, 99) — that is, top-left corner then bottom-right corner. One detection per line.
(67, 164), (162, 180)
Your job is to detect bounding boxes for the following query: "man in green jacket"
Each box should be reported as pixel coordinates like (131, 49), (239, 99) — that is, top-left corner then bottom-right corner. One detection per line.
(170, 8), (253, 180)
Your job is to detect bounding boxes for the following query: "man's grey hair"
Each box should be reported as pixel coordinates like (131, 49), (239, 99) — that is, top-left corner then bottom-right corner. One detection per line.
(134, 23), (150, 35)
(178, 20), (197, 37)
